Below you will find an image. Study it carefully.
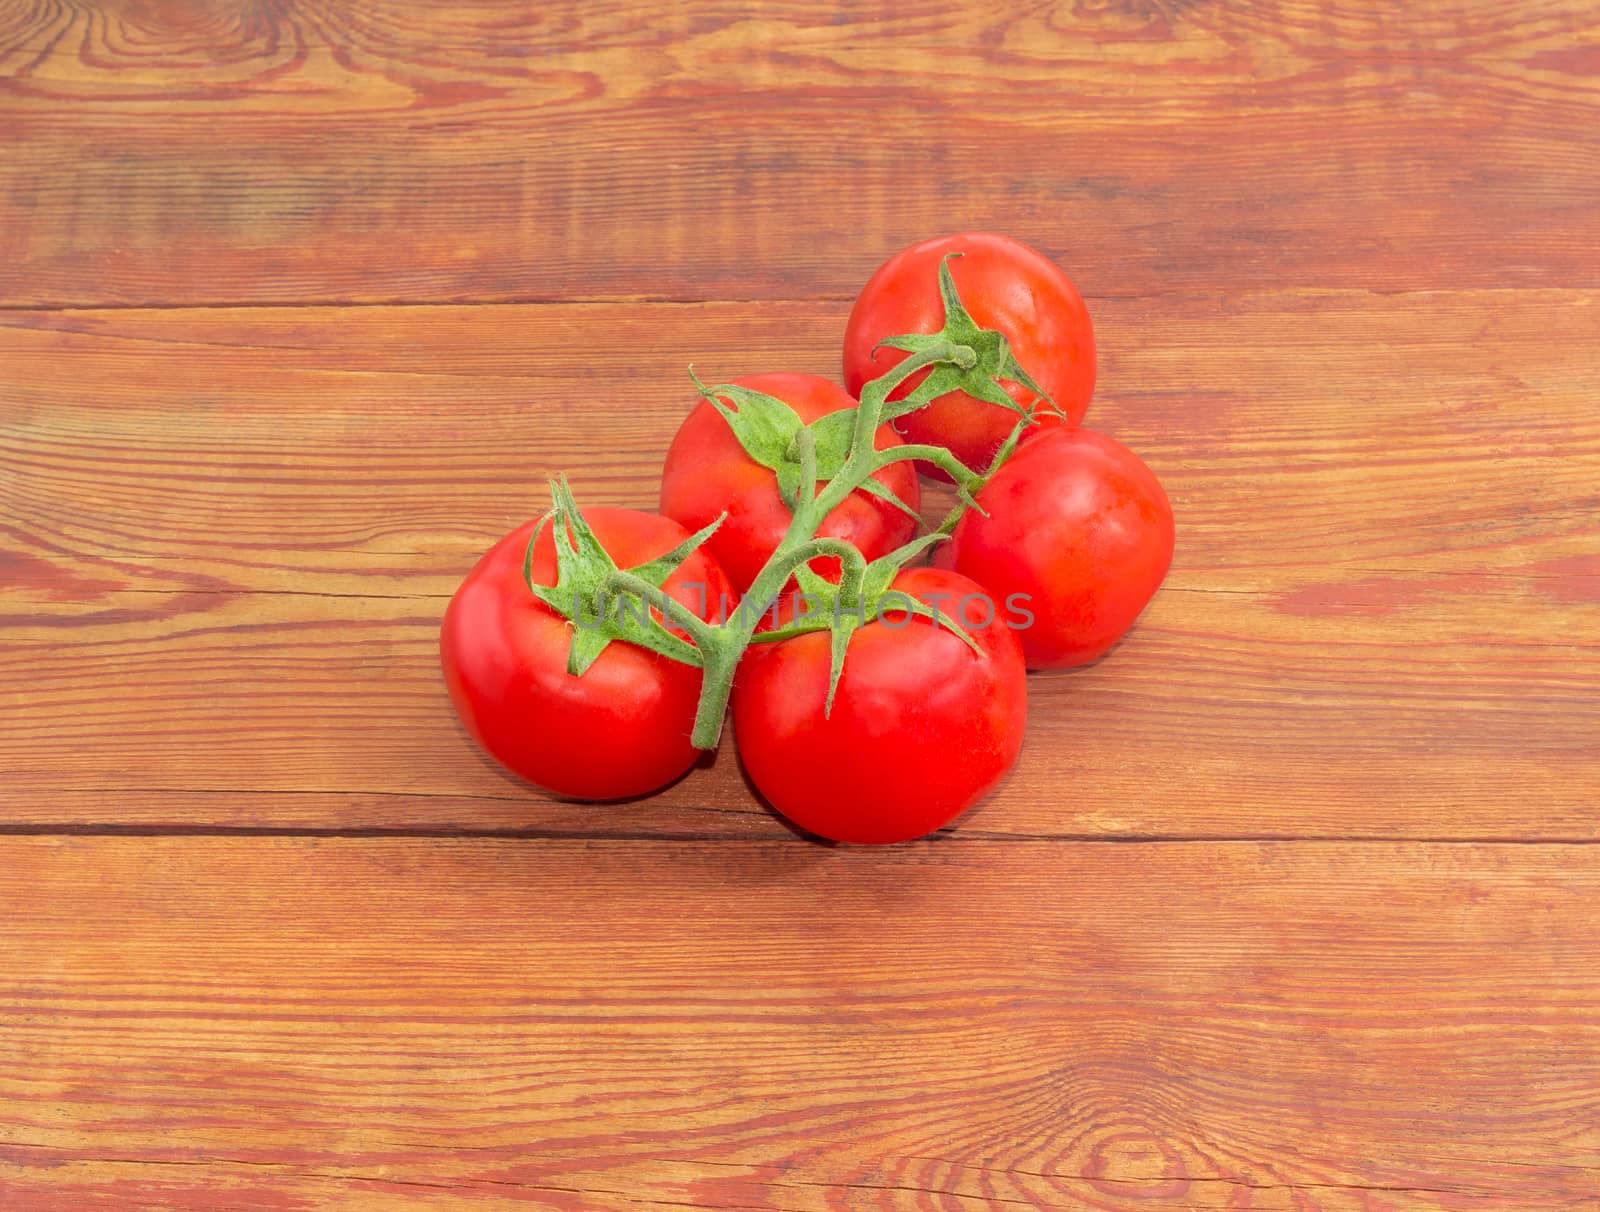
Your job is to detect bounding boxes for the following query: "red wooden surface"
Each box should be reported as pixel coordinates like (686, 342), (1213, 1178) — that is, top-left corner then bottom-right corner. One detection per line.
(2, 2), (1598, 1208)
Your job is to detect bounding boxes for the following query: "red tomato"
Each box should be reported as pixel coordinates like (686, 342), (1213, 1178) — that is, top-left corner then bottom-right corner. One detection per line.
(440, 509), (733, 800)
(659, 372), (920, 593)
(732, 567), (1028, 844)
(843, 232), (1095, 476)
(944, 428), (1174, 670)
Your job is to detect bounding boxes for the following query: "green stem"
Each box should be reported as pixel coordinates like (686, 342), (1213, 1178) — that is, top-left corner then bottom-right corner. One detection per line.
(925, 412), (1035, 536)
(607, 338), (994, 751)
(793, 424), (818, 507)
(685, 535), (867, 748)
(600, 570), (716, 662)
(675, 344), (982, 748)
(873, 443), (982, 490)
(804, 341), (974, 530)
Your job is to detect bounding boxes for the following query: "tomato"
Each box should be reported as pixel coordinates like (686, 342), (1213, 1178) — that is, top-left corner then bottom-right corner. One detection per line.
(843, 232), (1095, 476)
(943, 428), (1174, 670)
(659, 372), (920, 593)
(440, 509), (734, 800)
(732, 567), (1028, 844)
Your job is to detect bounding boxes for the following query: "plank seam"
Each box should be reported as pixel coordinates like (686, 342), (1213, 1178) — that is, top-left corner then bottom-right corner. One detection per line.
(0, 824), (1596, 844)
(3, 284), (1591, 314)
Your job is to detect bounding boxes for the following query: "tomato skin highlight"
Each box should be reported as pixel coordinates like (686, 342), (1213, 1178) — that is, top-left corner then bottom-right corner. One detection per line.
(944, 428), (1174, 671)
(843, 232), (1095, 476)
(732, 568), (1028, 844)
(439, 509), (734, 801)
(659, 372), (920, 593)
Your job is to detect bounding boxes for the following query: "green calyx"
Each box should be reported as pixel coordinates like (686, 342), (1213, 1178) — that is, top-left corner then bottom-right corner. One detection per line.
(686, 368), (919, 523)
(874, 253), (1062, 433)
(524, 261), (1048, 753)
(752, 531), (981, 715)
(524, 475), (722, 676)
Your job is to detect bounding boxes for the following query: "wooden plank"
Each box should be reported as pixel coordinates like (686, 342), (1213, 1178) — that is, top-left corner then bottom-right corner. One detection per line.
(0, 837), (1595, 1209)
(5, 292), (1594, 596)
(2, 2), (1598, 306)
(3, 293), (1596, 836)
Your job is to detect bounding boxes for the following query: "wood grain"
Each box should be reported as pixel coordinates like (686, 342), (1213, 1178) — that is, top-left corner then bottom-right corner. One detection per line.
(4, 292), (1597, 837)
(3, 2), (1598, 1207)
(2, 836), (1597, 1210)
(3, 1), (1598, 306)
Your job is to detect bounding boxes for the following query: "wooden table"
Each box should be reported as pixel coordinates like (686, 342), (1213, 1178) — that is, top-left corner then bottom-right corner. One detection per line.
(3, 4), (1597, 1208)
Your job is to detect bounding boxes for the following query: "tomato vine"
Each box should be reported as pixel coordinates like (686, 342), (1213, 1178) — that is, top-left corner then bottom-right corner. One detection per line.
(526, 255), (1058, 749)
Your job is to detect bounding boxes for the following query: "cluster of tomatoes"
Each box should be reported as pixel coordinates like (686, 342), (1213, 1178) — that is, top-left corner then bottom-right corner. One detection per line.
(441, 233), (1175, 844)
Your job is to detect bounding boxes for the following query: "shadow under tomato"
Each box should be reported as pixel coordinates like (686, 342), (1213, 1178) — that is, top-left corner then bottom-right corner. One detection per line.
(1019, 610), (1153, 679)
(721, 714), (1034, 849)
(440, 705), (714, 809)
(722, 718), (842, 850)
